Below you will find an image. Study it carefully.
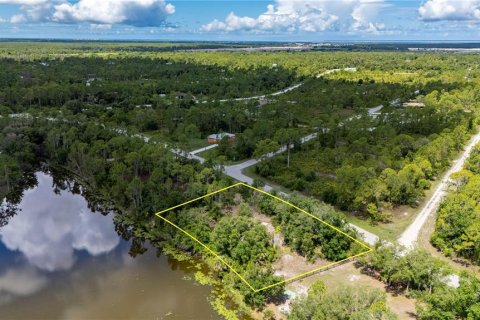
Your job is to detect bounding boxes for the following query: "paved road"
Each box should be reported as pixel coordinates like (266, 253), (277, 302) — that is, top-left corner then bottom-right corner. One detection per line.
(398, 130), (480, 249)
(350, 225), (380, 246)
(220, 106), (381, 185)
(190, 144), (218, 155)
(220, 132), (379, 245)
(223, 132), (318, 183)
(218, 67), (356, 103)
(165, 111), (382, 245)
(170, 147), (206, 163)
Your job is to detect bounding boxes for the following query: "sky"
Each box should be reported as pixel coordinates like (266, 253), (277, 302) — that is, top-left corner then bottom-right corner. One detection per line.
(0, 0), (479, 41)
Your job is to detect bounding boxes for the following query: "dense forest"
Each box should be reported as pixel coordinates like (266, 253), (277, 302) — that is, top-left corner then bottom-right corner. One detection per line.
(255, 92), (475, 221)
(0, 112), (364, 318)
(0, 57), (296, 106)
(431, 142), (480, 265)
(1, 43), (480, 319)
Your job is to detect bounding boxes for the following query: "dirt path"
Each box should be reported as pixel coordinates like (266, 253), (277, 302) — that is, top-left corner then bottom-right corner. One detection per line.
(417, 194), (480, 275)
(398, 129), (480, 249)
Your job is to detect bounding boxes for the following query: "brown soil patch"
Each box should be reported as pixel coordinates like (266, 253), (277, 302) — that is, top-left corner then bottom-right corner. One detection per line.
(252, 211), (330, 279)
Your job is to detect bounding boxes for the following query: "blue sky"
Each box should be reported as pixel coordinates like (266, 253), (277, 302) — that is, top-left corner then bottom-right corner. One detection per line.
(0, 0), (479, 41)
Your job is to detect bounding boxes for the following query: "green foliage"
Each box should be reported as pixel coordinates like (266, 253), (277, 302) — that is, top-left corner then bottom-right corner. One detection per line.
(289, 285), (397, 320)
(467, 144), (480, 174)
(211, 215), (276, 267)
(432, 142), (480, 264)
(259, 195), (361, 261)
(417, 273), (480, 320)
(308, 280), (327, 297)
(358, 243), (451, 292)
(253, 139), (280, 160)
(239, 264), (285, 308)
(237, 202), (253, 217)
(258, 120), (471, 221)
(3, 46), (480, 317)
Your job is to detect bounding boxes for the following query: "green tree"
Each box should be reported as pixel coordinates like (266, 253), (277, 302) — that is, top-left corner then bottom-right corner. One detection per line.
(289, 286), (397, 320)
(274, 128), (300, 168)
(253, 139), (280, 160)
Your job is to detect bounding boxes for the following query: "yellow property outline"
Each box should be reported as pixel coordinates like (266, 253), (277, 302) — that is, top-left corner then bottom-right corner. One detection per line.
(155, 182), (372, 292)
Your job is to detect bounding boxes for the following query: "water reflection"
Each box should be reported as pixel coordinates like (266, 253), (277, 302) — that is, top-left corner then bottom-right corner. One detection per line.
(0, 172), (219, 319)
(0, 172), (120, 271)
(0, 267), (47, 307)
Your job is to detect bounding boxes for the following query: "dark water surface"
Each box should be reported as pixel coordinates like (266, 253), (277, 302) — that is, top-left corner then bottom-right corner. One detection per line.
(0, 172), (219, 320)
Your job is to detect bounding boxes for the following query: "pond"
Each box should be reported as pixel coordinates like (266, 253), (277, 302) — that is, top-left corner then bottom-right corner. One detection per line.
(0, 172), (220, 320)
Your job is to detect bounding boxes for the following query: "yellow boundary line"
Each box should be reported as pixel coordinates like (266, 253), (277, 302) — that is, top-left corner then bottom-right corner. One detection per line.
(155, 183), (373, 292)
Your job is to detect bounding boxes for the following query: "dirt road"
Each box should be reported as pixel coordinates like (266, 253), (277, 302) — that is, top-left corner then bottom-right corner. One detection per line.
(398, 130), (480, 249)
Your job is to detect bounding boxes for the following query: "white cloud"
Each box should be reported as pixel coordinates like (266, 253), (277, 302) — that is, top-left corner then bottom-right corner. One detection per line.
(9, 13), (26, 23)
(0, 267), (47, 306)
(0, 173), (120, 272)
(2, 0), (56, 23)
(350, 0), (386, 33)
(201, 0), (387, 34)
(52, 0), (175, 27)
(1, 0), (175, 26)
(90, 23), (112, 30)
(418, 0), (480, 21)
(0, 0), (49, 4)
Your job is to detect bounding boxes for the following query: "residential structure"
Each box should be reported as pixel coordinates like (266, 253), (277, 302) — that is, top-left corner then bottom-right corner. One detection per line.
(207, 132), (236, 144)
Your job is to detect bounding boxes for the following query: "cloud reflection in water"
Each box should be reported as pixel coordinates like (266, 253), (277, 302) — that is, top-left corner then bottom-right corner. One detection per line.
(0, 172), (120, 272)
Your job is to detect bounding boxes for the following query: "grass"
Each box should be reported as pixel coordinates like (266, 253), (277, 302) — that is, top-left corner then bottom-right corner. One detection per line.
(343, 211), (413, 243)
(315, 262), (416, 319)
(243, 140), (472, 243)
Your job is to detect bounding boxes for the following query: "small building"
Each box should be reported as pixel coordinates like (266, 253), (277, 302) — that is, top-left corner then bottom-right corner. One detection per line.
(207, 132), (236, 144)
(402, 99), (425, 108)
(176, 92), (188, 100)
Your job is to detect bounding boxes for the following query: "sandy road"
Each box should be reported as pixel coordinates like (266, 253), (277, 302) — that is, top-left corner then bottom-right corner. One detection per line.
(398, 130), (480, 249)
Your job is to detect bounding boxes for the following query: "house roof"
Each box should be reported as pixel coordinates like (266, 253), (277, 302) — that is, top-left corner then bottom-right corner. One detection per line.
(208, 132), (235, 140)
